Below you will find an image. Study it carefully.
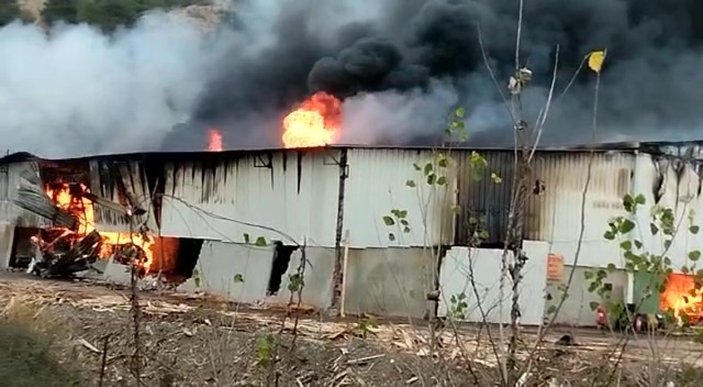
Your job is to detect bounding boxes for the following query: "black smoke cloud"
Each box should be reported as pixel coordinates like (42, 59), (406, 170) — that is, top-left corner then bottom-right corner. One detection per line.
(163, 0), (703, 150)
(2, 0), (695, 155)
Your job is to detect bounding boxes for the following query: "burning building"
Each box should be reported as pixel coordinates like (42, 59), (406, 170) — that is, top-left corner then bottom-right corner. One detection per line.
(2, 138), (703, 326)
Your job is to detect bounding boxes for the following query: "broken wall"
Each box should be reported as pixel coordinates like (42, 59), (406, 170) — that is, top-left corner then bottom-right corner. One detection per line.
(0, 161), (51, 228)
(179, 241), (335, 309)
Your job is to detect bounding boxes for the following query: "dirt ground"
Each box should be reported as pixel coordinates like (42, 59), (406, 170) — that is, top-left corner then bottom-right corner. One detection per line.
(1, 273), (703, 386)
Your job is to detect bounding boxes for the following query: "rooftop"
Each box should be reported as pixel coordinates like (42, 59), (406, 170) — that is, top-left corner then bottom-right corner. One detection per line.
(2, 140), (703, 164)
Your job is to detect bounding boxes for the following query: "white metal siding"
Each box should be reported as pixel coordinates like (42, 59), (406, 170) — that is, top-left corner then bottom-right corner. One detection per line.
(530, 152), (635, 267)
(632, 153), (703, 270)
(161, 150), (341, 247)
(344, 149), (454, 248)
(0, 161), (50, 228)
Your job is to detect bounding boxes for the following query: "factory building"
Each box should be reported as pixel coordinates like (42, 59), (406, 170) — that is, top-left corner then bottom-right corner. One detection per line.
(1, 141), (701, 326)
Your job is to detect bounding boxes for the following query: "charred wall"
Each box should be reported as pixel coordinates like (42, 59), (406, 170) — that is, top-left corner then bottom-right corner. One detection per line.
(454, 150), (636, 246)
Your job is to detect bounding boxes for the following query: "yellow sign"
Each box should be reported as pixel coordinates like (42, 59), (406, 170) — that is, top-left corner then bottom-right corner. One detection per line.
(588, 50), (607, 73)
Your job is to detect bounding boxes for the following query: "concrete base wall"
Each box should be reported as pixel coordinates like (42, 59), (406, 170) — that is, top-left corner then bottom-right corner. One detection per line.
(438, 241), (550, 325)
(544, 265), (627, 327)
(179, 241), (335, 309)
(343, 247), (432, 319)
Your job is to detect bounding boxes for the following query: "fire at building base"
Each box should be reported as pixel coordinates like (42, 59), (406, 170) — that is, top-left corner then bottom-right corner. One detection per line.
(7, 157), (196, 284)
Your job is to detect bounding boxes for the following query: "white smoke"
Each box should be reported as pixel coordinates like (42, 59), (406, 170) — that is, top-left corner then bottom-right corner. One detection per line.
(340, 80), (460, 144)
(0, 12), (229, 158)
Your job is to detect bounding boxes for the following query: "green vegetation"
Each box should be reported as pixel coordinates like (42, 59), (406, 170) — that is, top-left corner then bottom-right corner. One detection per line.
(44, 0), (207, 31)
(0, 0), (23, 25)
(0, 0), (204, 31)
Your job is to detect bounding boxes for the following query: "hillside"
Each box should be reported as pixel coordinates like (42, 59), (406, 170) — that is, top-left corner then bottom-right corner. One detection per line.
(5, 0), (227, 31)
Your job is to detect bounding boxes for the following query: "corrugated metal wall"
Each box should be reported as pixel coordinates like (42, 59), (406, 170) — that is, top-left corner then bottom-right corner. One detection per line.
(160, 149), (342, 247)
(89, 160), (159, 233)
(344, 148), (454, 248)
(0, 161), (51, 228)
(455, 151), (514, 245)
(454, 150), (635, 247)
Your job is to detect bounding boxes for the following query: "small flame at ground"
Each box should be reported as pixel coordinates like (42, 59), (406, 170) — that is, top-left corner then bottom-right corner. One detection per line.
(282, 91), (341, 148)
(660, 273), (703, 320)
(45, 183), (156, 273)
(207, 129), (223, 151)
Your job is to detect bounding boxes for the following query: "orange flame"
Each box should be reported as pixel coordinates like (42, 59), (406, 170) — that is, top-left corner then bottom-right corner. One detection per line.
(207, 129), (223, 151)
(660, 273), (703, 320)
(282, 91), (341, 148)
(45, 183), (156, 273)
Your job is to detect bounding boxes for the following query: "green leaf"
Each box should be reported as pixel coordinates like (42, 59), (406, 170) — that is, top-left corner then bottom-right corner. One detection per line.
(413, 163), (421, 171)
(634, 194), (646, 205)
(683, 265), (690, 274)
(604, 230), (615, 240)
(584, 271), (594, 280)
(606, 263), (617, 272)
(388, 233), (396, 241)
(634, 240), (643, 249)
(406, 179), (416, 188)
(427, 173), (436, 185)
(623, 194), (634, 212)
(690, 250), (702, 261)
(589, 301), (600, 311)
(455, 107), (465, 118)
(650, 223), (659, 235)
(664, 239), (672, 249)
(546, 305), (557, 315)
(403, 227), (411, 233)
(233, 273), (245, 283)
(619, 219), (635, 234)
(436, 176), (447, 186)
(691, 225), (700, 235)
(438, 157), (448, 168)
(620, 240), (632, 251)
(243, 233), (251, 244)
(382, 216), (395, 226)
(255, 237), (267, 246)
(424, 163), (433, 176)
(400, 219), (409, 226)
(397, 210), (408, 218)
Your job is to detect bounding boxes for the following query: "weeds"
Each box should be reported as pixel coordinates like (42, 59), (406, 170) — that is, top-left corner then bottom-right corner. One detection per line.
(0, 298), (82, 387)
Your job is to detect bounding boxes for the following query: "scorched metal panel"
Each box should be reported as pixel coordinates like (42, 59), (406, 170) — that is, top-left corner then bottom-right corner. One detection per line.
(160, 149), (342, 247)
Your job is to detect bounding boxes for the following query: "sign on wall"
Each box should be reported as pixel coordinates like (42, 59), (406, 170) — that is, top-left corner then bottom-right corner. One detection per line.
(547, 253), (564, 282)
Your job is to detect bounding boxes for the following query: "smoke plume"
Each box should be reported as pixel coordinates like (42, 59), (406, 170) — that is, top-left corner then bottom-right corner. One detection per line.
(2, 0), (703, 157)
(176, 0), (703, 149)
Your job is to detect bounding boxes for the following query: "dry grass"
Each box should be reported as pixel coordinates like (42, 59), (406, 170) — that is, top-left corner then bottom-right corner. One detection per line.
(0, 297), (82, 387)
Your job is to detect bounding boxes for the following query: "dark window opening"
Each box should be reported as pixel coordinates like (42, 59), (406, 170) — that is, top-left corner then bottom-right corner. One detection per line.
(266, 241), (299, 296)
(174, 238), (203, 278)
(154, 237), (204, 284)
